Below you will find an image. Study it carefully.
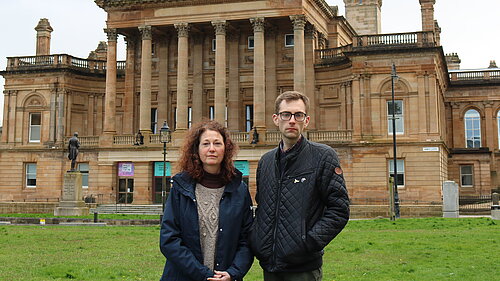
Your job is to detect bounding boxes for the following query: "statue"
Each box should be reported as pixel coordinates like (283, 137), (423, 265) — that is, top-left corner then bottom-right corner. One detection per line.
(134, 131), (144, 146)
(68, 132), (80, 171)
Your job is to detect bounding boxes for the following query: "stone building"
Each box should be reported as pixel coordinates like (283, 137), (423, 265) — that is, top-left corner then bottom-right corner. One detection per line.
(1, 0), (499, 216)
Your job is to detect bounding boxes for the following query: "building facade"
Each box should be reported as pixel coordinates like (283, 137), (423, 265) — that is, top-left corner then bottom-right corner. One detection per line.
(1, 0), (499, 212)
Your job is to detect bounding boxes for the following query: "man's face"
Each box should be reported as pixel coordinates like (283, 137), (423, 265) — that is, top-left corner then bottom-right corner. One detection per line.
(272, 99), (310, 142)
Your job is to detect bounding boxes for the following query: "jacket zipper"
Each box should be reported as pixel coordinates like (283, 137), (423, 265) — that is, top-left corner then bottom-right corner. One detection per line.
(271, 159), (286, 269)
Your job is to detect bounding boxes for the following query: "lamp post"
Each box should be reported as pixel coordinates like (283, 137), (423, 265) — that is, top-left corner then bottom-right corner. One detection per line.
(160, 121), (171, 217)
(391, 63), (401, 219)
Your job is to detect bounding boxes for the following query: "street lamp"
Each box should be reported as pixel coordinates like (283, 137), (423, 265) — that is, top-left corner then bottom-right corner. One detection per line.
(391, 63), (401, 219)
(160, 121), (171, 215)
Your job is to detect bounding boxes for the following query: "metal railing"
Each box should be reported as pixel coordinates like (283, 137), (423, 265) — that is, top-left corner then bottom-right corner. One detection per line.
(459, 195), (492, 213)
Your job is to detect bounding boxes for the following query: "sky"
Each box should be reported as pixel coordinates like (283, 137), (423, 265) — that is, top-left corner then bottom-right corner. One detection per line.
(0, 0), (499, 126)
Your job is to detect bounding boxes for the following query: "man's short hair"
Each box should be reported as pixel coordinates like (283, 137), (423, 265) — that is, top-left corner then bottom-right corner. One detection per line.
(274, 91), (310, 114)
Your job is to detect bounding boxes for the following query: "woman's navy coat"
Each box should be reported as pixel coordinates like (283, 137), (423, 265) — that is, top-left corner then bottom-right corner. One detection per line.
(160, 170), (254, 281)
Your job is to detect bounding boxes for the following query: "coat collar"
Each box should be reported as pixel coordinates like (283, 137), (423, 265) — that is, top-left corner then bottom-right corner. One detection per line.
(173, 169), (243, 199)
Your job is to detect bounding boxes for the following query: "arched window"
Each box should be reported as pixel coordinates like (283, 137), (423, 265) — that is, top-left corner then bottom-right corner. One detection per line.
(464, 109), (481, 148)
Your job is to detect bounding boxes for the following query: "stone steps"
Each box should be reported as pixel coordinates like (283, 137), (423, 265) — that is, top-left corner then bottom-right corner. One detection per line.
(92, 204), (163, 215)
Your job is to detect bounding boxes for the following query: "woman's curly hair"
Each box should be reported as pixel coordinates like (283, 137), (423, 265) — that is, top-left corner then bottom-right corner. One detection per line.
(177, 119), (238, 183)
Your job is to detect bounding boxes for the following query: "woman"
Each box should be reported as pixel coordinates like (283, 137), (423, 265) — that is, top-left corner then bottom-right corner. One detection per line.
(160, 120), (254, 281)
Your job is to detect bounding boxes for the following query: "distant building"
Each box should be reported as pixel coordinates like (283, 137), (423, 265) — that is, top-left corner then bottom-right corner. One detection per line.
(1, 0), (498, 215)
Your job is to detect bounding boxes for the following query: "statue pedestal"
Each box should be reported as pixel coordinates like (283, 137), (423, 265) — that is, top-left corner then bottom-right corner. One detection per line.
(54, 172), (89, 216)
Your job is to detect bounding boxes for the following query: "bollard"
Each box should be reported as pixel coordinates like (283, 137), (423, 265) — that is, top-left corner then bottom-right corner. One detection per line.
(94, 212), (98, 223)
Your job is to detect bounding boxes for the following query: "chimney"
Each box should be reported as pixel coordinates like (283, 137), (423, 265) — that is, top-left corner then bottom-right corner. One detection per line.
(35, 18), (53, 56)
(419, 0), (436, 32)
(343, 0), (382, 35)
(445, 53), (461, 70)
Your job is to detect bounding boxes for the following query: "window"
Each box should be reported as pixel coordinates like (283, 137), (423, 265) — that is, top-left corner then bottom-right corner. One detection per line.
(209, 106), (214, 120)
(248, 36), (254, 49)
(151, 108), (158, 134)
(188, 107), (192, 128)
(460, 165), (473, 187)
(498, 111), (500, 149)
(245, 105), (254, 132)
(29, 113), (41, 143)
(26, 163), (37, 188)
(387, 100), (404, 134)
(78, 163), (89, 188)
(388, 159), (405, 186)
(212, 39), (216, 52)
(465, 109), (481, 148)
(285, 34), (294, 47)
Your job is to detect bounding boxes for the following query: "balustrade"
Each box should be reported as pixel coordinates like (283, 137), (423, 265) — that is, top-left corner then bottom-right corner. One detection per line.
(449, 70), (500, 82)
(230, 132), (250, 144)
(113, 135), (135, 145)
(5, 54), (108, 74)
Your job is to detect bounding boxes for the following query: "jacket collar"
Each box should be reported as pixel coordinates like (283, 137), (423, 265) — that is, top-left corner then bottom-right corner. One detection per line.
(275, 134), (308, 161)
(173, 169), (243, 199)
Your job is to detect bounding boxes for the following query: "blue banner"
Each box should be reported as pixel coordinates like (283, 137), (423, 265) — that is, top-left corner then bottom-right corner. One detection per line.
(154, 162), (172, 177)
(234, 161), (249, 176)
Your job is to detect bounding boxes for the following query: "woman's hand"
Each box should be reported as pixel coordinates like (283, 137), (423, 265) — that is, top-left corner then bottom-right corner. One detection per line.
(207, 270), (232, 281)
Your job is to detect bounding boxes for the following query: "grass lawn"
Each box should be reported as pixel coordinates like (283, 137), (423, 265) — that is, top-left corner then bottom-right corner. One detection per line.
(0, 217), (497, 280)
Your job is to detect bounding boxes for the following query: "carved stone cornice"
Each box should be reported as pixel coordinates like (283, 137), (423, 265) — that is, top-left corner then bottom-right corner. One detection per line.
(290, 15), (307, 31)
(139, 25), (152, 40)
(212, 20), (227, 36)
(104, 28), (118, 42)
(174, 23), (190, 38)
(250, 17), (265, 33)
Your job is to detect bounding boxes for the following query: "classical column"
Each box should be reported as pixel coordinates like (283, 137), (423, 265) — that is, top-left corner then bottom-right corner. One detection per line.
(1, 91), (9, 143)
(56, 91), (66, 144)
(48, 87), (57, 143)
(95, 95), (103, 135)
(103, 28), (117, 135)
(8, 91), (17, 143)
(88, 95), (95, 136)
(304, 24), (316, 129)
(265, 27), (277, 130)
(174, 23), (190, 131)
(139, 25), (152, 134)
(227, 31), (240, 131)
(484, 101), (494, 149)
(123, 36), (136, 135)
(428, 74), (438, 134)
(290, 15), (306, 94)
(192, 34), (204, 125)
(212, 20), (228, 125)
(250, 17), (266, 133)
(417, 73), (428, 139)
(158, 35), (170, 127)
(351, 75), (361, 139)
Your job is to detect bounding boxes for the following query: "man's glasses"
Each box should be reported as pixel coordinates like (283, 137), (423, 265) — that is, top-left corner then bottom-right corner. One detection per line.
(278, 111), (307, 122)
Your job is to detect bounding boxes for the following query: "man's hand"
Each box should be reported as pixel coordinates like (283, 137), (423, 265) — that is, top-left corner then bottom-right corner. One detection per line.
(207, 270), (232, 281)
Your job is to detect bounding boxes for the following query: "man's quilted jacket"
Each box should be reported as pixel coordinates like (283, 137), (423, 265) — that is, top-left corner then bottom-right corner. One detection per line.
(249, 136), (350, 273)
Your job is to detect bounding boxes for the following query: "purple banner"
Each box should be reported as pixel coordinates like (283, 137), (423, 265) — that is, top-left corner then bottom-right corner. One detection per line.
(118, 162), (134, 177)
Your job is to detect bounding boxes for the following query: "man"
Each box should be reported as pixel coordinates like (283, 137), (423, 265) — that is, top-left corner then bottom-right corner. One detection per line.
(68, 132), (80, 171)
(250, 91), (349, 281)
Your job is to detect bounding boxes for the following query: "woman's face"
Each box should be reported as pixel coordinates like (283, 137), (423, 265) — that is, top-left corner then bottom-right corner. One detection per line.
(198, 129), (225, 174)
